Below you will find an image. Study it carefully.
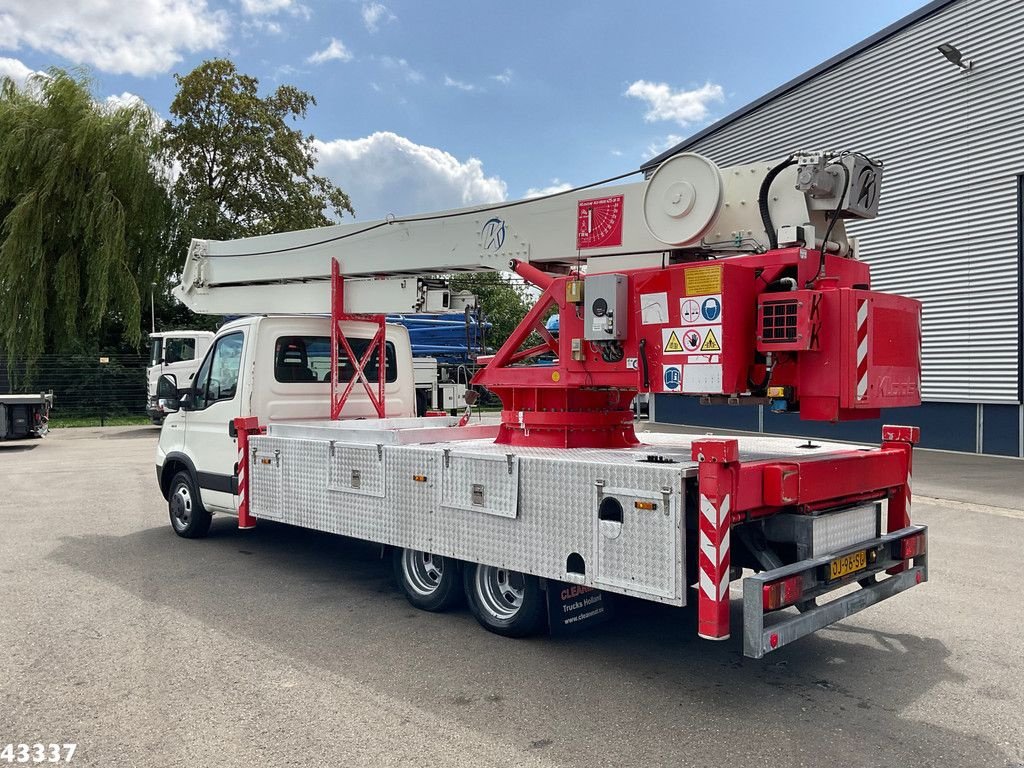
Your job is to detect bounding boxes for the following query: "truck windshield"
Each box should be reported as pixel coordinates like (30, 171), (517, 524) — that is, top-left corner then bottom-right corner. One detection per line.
(274, 336), (397, 384)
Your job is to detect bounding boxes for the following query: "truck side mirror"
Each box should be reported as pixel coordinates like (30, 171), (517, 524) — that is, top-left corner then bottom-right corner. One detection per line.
(156, 374), (180, 412)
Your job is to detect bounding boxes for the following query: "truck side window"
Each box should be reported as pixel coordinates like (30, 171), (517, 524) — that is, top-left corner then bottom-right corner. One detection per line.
(193, 332), (244, 409)
(274, 336), (397, 384)
(164, 337), (196, 365)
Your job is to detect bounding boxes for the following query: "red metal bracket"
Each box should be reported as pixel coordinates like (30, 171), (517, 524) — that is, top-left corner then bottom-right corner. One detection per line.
(692, 438), (738, 640)
(472, 260), (638, 449)
(330, 258), (387, 420)
(233, 416), (264, 530)
(881, 424), (917, 574)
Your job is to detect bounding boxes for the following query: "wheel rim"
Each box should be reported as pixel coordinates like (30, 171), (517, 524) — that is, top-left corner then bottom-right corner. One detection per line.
(473, 565), (526, 621)
(170, 483), (193, 530)
(401, 549), (445, 596)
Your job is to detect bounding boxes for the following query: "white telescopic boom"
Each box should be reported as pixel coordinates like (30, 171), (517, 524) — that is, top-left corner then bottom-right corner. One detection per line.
(172, 151), (879, 315)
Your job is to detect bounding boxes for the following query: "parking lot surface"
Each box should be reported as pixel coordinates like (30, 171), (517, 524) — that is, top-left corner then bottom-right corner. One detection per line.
(1, 426), (1022, 767)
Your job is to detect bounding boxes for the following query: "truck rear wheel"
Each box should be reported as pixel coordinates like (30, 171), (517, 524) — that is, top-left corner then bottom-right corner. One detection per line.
(464, 563), (546, 638)
(168, 470), (212, 539)
(393, 548), (463, 611)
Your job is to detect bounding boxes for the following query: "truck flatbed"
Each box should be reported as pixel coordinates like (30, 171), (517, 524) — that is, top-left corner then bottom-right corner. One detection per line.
(265, 416), (857, 472)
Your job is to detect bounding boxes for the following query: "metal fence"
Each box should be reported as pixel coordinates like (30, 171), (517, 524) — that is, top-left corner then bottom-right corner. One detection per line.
(0, 353), (149, 423)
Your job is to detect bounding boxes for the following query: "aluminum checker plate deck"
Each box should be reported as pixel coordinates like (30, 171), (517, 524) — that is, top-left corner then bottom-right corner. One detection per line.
(249, 423), (861, 606)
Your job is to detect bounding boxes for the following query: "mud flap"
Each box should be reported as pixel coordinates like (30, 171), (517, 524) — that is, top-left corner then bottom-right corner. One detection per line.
(546, 583), (613, 636)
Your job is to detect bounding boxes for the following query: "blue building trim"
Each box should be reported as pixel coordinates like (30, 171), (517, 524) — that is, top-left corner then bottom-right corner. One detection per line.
(652, 396), (1023, 458)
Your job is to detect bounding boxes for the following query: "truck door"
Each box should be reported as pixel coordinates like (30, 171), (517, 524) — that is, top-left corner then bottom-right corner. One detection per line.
(185, 330), (245, 513)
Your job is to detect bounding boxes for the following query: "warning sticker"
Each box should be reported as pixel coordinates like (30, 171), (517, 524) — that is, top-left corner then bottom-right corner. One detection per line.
(665, 330), (684, 353)
(701, 328), (721, 352)
(684, 265), (722, 296)
(682, 363), (723, 393)
(662, 326), (722, 356)
(640, 292), (668, 325)
(679, 294), (723, 326)
(680, 298), (701, 324)
(663, 365), (682, 390)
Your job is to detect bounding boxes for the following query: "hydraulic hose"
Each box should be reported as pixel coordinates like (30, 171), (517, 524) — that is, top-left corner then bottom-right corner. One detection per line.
(758, 156), (796, 250)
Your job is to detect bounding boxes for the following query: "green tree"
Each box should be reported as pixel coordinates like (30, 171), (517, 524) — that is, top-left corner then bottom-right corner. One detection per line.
(450, 273), (536, 351)
(164, 58), (353, 242)
(0, 69), (173, 371)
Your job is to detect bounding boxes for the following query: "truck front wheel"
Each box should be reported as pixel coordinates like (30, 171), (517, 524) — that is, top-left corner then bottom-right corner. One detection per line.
(168, 470), (212, 539)
(393, 548), (463, 611)
(464, 563), (546, 638)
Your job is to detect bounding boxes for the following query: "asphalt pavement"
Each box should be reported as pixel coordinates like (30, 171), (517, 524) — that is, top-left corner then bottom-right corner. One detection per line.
(1, 426), (1022, 767)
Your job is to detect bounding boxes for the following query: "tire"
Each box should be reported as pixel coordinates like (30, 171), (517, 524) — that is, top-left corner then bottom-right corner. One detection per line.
(168, 470), (212, 539)
(392, 548), (463, 611)
(463, 563), (546, 638)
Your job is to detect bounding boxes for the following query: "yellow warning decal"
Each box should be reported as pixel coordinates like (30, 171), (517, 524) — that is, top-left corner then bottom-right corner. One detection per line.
(665, 330), (684, 353)
(700, 328), (721, 352)
(684, 265), (722, 296)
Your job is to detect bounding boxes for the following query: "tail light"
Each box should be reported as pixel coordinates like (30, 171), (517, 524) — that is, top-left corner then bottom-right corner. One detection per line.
(762, 574), (804, 611)
(899, 532), (926, 560)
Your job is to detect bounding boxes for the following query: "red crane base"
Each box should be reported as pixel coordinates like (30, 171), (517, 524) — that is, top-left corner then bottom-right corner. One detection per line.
(488, 386), (639, 449)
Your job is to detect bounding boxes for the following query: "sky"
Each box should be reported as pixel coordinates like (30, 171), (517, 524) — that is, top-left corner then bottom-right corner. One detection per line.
(0, 0), (928, 221)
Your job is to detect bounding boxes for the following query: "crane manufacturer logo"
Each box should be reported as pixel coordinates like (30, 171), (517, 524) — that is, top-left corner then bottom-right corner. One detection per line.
(856, 166), (878, 210)
(482, 217), (506, 251)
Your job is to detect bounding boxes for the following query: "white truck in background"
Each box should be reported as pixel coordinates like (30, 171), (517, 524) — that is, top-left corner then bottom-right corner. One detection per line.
(146, 331), (214, 424)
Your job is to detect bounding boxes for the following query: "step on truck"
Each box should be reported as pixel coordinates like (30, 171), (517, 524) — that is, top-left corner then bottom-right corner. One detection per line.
(156, 150), (928, 657)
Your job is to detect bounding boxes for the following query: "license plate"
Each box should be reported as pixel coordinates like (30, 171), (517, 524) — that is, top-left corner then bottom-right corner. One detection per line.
(828, 550), (867, 581)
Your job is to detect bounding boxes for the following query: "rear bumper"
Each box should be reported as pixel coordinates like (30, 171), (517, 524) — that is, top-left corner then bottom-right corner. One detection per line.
(742, 525), (928, 658)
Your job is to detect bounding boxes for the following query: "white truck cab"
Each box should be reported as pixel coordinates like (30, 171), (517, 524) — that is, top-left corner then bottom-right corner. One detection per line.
(155, 315), (415, 515)
(146, 331), (214, 424)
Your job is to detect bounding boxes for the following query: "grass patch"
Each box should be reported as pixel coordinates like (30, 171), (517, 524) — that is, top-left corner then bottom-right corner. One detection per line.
(49, 414), (155, 429)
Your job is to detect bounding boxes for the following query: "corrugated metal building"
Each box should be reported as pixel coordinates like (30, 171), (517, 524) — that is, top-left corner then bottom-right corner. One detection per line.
(646, 0), (1023, 457)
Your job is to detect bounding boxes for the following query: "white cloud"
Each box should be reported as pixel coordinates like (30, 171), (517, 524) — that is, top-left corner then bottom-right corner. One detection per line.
(242, 19), (283, 35)
(239, 0), (309, 16)
(525, 180), (573, 198)
(0, 0), (228, 76)
(308, 38), (353, 64)
(645, 134), (684, 158)
(0, 56), (42, 87)
(362, 2), (395, 32)
(314, 131), (507, 219)
(444, 75), (478, 92)
(104, 91), (146, 111)
(625, 80), (724, 126)
(374, 55), (422, 83)
(491, 68), (513, 85)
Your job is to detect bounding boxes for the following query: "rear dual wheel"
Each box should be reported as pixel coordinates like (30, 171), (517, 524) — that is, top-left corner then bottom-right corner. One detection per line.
(393, 548), (463, 612)
(463, 563), (546, 638)
(393, 550), (546, 637)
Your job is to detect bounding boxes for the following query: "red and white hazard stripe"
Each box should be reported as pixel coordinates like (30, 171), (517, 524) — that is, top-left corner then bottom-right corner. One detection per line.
(234, 417), (259, 530)
(856, 298), (869, 400)
(698, 491), (731, 640)
(237, 438), (247, 512)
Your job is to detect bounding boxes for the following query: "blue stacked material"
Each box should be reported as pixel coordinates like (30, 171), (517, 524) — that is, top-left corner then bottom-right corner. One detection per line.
(387, 312), (490, 365)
